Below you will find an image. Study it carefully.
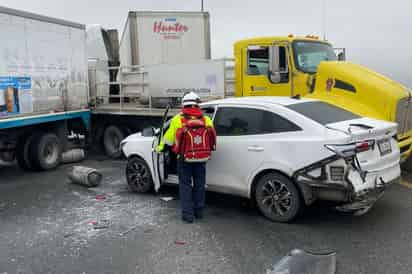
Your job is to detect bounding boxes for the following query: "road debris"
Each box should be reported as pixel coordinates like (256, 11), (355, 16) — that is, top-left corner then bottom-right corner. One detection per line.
(160, 196), (174, 202)
(63, 232), (76, 238)
(90, 219), (110, 230)
(68, 166), (102, 187)
(95, 194), (106, 201)
(120, 224), (140, 236)
(174, 240), (186, 246)
(268, 249), (336, 274)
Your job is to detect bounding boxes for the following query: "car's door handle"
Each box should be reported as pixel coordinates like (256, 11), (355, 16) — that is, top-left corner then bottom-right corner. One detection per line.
(248, 146), (264, 152)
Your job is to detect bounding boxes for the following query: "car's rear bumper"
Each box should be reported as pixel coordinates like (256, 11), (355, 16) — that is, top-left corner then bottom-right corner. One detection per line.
(336, 175), (400, 213)
(294, 155), (400, 209)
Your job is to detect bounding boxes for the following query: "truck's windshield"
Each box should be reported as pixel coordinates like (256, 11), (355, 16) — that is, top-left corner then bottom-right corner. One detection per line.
(292, 41), (337, 73)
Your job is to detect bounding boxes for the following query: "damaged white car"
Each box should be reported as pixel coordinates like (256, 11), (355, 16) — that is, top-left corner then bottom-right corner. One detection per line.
(121, 97), (400, 222)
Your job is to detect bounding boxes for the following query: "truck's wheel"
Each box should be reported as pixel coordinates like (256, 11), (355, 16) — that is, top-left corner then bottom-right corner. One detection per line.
(103, 125), (125, 158)
(126, 157), (153, 193)
(29, 133), (62, 171)
(16, 134), (36, 171)
(401, 155), (412, 172)
(255, 172), (303, 223)
(0, 151), (15, 162)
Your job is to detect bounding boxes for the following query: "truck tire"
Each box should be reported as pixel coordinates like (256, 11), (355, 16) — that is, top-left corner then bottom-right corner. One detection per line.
(0, 151), (15, 162)
(255, 172), (303, 223)
(16, 134), (36, 171)
(29, 133), (62, 171)
(401, 156), (412, 172)
(103, 125), (125, 158)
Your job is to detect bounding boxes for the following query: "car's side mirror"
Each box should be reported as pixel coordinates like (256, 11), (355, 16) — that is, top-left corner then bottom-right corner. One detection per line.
(269, 45), (288, 83)
(142, 127), (155, 137)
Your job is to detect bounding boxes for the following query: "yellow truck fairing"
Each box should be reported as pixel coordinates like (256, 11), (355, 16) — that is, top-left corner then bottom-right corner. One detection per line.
(234, 36), (412, 161)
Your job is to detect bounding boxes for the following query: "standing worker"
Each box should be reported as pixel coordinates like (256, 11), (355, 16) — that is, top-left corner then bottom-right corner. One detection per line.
(156, 92), (216, 223)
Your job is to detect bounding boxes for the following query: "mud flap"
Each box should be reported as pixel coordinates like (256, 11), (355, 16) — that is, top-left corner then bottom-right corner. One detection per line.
(269, 249), (336, 274)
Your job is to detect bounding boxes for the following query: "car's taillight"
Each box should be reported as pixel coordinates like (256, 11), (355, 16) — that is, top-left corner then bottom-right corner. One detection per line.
(355, 140), (375, 153)
(325, 140), (375, 158)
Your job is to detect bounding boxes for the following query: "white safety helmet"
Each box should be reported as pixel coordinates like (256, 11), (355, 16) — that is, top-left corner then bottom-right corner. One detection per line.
(182, 92), (201, 107)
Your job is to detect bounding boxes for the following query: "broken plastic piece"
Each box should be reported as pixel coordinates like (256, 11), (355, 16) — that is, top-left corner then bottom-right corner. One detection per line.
(268, 249), (336, 274)
(95, 194), (106, 201)
(91, 219), (110, 230)
(174, 240), (185, 245)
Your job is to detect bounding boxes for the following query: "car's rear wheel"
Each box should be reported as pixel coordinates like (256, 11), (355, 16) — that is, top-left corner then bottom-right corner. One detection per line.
(255, 172), (303, 222)
(126, 157), (153, 193)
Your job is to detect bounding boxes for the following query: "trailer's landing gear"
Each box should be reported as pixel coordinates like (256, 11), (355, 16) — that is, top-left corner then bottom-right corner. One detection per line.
(103, 125), (125, 159)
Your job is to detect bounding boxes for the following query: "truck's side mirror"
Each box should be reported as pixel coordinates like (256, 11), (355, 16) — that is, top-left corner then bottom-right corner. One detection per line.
(334, 48), (346, 61)
(269, 46), (281, 83)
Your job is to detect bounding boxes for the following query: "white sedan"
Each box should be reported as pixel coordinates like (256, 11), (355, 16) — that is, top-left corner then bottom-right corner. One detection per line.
(121, 97), (400, 222)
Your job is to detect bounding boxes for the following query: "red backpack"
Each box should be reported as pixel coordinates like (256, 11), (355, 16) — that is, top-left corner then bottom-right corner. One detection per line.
(174, 114), (216, 162)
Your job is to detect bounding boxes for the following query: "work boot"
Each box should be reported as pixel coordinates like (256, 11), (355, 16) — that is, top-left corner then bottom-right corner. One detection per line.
(182, 215), (194, 224)
(194, 210), (203, 219)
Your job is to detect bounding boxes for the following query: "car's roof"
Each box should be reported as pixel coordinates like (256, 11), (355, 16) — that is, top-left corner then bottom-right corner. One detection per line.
(203, 96), (317, 107)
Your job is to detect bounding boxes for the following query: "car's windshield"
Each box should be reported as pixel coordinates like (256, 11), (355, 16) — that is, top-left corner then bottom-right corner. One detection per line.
(292, 41), (337, 73)
(287, 101), (360, 125)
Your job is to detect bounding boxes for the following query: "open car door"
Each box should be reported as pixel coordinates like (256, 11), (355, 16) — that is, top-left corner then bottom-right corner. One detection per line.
(152, 105), (170, 191)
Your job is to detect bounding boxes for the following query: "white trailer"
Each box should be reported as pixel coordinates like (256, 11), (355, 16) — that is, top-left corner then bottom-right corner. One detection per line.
(88, 11), (234, 158)
(0, 6), (90, 170)
(119, 11), (211, 66)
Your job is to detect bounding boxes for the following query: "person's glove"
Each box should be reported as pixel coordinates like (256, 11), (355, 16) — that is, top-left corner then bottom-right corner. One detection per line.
(155, 144), (164, 153)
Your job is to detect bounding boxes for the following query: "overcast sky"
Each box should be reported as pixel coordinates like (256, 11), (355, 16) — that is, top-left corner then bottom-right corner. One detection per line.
(1, 0), (411, 87)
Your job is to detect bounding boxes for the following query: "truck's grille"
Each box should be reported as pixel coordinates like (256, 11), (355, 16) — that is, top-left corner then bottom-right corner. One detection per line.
(396, 96), (412, 135)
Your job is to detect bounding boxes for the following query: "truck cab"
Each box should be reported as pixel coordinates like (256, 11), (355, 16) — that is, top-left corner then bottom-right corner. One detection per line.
(234, 35), (412, 163)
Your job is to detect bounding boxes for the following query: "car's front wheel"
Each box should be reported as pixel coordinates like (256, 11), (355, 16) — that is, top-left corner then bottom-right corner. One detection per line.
(255, 172), (303, 222)
(126, 157), (153, 193)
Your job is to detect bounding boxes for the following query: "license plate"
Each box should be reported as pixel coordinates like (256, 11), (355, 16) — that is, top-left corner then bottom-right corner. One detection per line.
(378, 139), (392, 156)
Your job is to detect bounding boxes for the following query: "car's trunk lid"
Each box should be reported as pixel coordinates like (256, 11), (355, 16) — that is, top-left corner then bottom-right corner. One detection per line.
(326, 117), (397, 142)
(325, 117), (399, 171)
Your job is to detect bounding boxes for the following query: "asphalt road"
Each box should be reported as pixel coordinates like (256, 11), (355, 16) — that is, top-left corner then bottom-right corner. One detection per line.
(1, 157), (412, 274)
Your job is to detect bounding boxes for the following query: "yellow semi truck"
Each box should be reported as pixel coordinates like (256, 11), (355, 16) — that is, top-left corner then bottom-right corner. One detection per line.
(234, 35), (412, 165)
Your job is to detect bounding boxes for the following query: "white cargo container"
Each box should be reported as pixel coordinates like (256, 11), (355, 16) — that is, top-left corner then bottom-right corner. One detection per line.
(0, 7), (89, 116)
(119, 11), (211, 66)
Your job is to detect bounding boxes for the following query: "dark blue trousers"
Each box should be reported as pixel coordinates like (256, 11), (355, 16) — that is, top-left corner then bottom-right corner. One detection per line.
(177, 160), (206, 220)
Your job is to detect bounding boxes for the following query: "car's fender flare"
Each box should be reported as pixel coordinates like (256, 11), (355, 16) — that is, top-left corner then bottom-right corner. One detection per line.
(247, 161), (294, 197)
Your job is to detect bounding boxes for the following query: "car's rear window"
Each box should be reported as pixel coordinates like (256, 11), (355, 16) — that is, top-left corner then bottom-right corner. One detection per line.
(286, 101), (360, 125)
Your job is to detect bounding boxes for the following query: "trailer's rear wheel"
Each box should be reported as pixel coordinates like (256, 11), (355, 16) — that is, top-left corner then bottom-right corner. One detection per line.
(401, 155), (412, 172)
(103, 125), (125, 159)
(16, 134), (36, 171)
(29, 133), (62, 171)
(0, 151), (15, 162)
